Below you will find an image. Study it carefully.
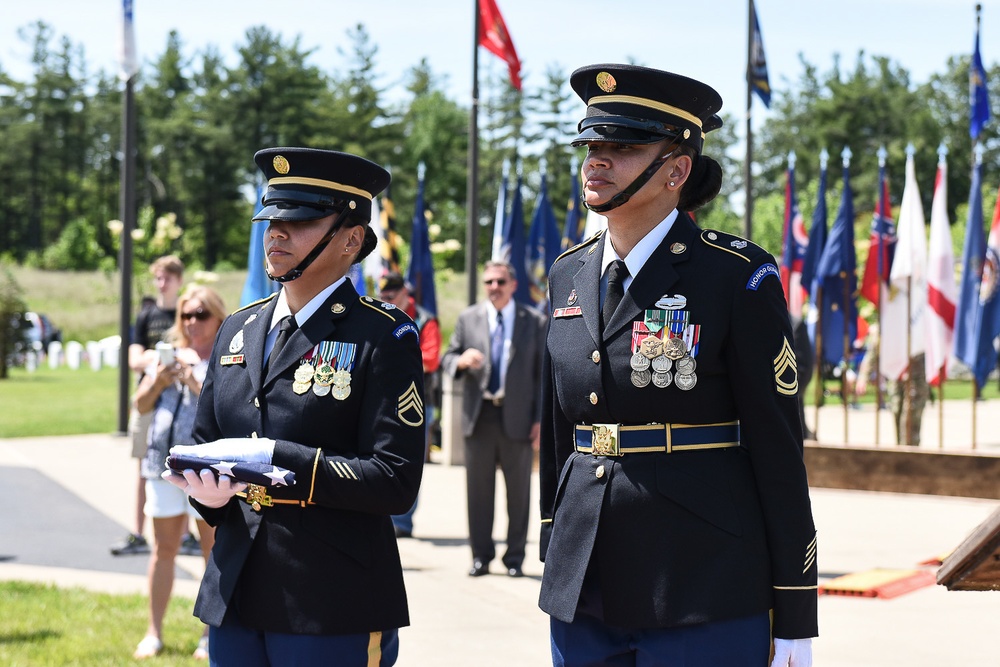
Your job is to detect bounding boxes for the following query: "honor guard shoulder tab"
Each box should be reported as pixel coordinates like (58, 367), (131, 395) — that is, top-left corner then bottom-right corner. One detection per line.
(231, 292), (277, 314)
(553, 228), (605, 265)
(700, 230), (766, 263)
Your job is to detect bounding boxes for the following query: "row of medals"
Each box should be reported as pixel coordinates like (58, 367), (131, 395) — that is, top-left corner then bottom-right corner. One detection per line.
(292, 360), (351, 399)
(630, 335), (697, 390)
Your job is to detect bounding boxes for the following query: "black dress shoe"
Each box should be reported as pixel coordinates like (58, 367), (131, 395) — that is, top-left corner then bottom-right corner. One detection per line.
(506, 566), (523, 578)
(469, 560), (489, 577)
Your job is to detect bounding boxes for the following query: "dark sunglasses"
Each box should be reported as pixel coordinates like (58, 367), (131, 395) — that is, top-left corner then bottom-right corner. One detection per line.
(483, 278), (508, 286)
(181, 308), (211, 321)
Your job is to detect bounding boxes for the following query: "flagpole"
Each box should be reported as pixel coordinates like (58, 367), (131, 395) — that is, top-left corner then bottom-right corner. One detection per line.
(814, 286), (824, 436)
(466, 0), (481, 307)
(743, 0), (754, 240)
(874, 146), (887, 446)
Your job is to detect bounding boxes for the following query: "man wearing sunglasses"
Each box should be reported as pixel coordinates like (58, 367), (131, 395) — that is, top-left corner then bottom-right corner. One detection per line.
(441, 260), (546, 578)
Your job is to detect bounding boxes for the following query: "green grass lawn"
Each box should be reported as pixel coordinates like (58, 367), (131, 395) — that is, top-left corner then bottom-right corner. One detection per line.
(0, 365), (118, 438)
(0, 582), (204, 666)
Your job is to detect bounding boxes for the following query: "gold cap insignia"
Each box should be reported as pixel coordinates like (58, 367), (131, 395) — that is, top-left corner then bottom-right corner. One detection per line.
(273, 155), (290, 174)
(596, 71), (617, 93)
(348, 200), (357, 210)
(682, 129), (691, 139)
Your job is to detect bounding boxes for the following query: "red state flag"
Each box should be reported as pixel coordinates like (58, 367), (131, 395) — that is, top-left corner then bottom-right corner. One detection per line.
(478, 0), (522, 90)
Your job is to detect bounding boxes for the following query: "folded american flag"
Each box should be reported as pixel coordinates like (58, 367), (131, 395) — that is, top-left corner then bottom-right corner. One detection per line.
(166, 455), (296, 487)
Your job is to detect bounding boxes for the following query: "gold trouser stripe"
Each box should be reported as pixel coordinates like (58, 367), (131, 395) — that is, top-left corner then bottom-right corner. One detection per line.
(773, 584), (819, 590)
(268, 176), (373, 200)
(587, 94), (703, 128)
(367, 631), (382, 667)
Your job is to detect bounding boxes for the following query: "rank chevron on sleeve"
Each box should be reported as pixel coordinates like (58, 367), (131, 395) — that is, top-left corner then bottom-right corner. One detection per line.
(397, 381), (424, 427)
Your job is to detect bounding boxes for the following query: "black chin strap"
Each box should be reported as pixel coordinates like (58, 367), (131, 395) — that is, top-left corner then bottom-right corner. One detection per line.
(585, 137), (684, 214)
(266, 207), (352, 283)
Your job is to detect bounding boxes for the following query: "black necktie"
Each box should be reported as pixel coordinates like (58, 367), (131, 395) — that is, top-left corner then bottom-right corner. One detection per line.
(602, 260), (629, 330)
(487, 311), (504, 393)
(266, 315), (297, 371)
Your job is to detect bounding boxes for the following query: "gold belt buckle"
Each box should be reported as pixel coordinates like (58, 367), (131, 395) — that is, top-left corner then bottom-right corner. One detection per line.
(591, 423), (620, 456)
(245, 484), (273, 511)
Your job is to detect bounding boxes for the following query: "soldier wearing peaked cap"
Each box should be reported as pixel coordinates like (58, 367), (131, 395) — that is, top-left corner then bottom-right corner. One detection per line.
(163, 147), (425, 666)
(538, 65), (818, 667)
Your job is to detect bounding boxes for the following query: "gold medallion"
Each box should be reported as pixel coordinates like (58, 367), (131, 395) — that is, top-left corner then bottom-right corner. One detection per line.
(639, 336), (664, 359)
(313, 382), (331, 397)
(663, 337), (687, 360)
(314, 363), (335, 385)
(332, 369), (351, 387)
(293, 380), (311, 395)
(332, 384), (351, 400)
(294, 363), (315, 384)
(273, 155), (290, 174)
(596, 71), (617, 93)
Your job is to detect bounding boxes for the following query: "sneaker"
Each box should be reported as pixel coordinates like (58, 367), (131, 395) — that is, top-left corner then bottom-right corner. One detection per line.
(179, 532), (202, 557)
(110, 533), (149, 556)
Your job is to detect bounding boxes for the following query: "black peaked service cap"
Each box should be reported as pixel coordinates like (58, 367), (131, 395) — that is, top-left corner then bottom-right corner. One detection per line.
(570, 64), (724, 152)
(252, 147), (391, 224)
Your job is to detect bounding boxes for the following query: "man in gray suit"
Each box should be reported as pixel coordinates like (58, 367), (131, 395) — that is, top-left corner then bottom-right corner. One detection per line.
(442, 260), (546, 578)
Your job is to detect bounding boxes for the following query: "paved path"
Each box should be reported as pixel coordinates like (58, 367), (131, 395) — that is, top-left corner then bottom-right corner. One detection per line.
(2, 410), (1000, 665)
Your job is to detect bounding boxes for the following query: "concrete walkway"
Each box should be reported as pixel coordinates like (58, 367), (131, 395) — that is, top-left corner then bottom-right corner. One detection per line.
(2, 411), (999, 665)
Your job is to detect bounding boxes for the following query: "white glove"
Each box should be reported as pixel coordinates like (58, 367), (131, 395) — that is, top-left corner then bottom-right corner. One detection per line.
(770, 638), (812, 667)
(162, 468), (247, 508)
(170, 437), (275, 464)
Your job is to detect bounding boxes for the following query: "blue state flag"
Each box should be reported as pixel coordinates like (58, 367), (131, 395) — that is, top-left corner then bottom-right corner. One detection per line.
(800, 162), (828, 295)
(562, 161), (585, 249)
(973, 187), (1000, 387)
(814, 163), (858, 365)
(499, 175), (532, 305)
(527, 171), (561, 307)
(240, 181), (279, 307)
(971, 18), (991, 140)
(954, 160), (991, 386)
(406, 166), (438, 316)
(749, 0), (771, 108)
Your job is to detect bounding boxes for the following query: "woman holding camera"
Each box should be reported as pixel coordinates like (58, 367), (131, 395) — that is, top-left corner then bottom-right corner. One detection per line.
(132, 284), (226, 660)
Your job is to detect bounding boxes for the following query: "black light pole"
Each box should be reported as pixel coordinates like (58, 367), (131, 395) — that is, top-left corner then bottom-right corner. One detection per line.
(116, 71), (137, 435)
(465, 0), (481, 306)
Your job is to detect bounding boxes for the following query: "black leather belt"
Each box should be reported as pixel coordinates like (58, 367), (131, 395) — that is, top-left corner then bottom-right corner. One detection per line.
(575, 421), (740, 456)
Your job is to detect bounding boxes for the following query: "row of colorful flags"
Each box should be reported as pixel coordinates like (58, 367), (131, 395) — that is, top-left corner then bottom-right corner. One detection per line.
(782, 144), (1000, 392)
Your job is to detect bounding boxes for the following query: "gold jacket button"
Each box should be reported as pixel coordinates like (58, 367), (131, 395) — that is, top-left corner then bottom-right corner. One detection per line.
(591, 350), (600, 363)
(596, 465), (605, 479)
(589, 392), (598, 405)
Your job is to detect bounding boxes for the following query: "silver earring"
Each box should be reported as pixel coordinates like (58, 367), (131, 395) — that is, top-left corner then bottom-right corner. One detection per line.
(669, 181), (676, 187)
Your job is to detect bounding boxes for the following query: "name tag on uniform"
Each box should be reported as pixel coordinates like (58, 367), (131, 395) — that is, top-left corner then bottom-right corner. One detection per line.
(553, 306), (583, 318)
(221, 354), (245, 366)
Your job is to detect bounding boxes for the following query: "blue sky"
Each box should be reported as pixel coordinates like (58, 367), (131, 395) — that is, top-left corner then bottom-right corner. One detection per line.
(2, 0), (997, 140)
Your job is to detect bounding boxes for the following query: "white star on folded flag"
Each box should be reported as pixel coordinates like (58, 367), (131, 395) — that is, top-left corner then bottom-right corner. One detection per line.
(211, 461), (238, 477)
(265, 466), (291, 486)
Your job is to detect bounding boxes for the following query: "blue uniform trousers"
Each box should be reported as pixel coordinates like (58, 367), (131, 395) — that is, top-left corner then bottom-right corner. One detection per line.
(551, 611), (770, 667)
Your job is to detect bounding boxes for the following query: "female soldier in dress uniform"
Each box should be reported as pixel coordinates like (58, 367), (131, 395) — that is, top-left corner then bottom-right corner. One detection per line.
(164, 148), (425, 666)
(538, 65), (817, 667)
